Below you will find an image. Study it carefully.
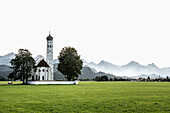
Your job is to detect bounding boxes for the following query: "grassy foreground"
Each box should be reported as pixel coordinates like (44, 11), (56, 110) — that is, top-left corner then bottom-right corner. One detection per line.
(0, 81), (170, 113)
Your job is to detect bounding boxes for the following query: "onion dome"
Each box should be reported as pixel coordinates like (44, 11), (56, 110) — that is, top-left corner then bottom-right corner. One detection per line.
(46, 31), (53, 40)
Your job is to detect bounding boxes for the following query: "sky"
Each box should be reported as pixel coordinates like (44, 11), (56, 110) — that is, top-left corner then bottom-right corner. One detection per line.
(0, 0), (170, 67)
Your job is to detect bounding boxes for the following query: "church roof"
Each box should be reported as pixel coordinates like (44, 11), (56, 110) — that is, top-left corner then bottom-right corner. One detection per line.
(46, 34), (53, 40)
(37, 59), (50, 67)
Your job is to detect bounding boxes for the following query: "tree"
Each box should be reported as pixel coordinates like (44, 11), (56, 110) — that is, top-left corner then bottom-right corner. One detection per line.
(8, 72), (15, 81)
(10, 49), (36, 84)
(147, 76), (150, 80)
(166, 76), (169, 81)
(57, 47), (83, 81)
(94, 76), (109, 81)
(100, 76), (109, 81)
(0, 76), (6, 81)
(147, 76), (150, 81)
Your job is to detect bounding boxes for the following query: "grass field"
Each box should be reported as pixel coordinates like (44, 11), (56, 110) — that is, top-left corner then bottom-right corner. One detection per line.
(0, 81), (170, 113)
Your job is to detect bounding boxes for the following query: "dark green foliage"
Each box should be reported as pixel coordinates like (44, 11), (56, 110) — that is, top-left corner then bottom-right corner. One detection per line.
(0, 76), (6, 81)
(8, 72), (15, 80)
(166, 76), (170, 82)
(57, 47), (83, 81)
(10, 49), (36, 84)
(147, 76), (150, 80)
(94, 76), (109, 81)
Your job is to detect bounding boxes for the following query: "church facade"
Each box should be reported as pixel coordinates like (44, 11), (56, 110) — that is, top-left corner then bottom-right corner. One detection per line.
(32, 32), (54, 81)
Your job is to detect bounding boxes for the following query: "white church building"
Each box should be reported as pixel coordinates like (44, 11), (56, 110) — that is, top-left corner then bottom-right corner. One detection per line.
(28, 32), (78, 85)
(31, 32), (54, 81)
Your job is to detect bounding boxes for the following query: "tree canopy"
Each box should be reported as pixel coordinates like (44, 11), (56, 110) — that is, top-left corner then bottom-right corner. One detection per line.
(57, 47), (83, 81)
(10, 49), (36, 84)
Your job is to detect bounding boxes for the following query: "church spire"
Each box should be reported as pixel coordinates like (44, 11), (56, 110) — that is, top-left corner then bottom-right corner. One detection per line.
(47, 30), (53, 40)
(49, 31), (51, 36)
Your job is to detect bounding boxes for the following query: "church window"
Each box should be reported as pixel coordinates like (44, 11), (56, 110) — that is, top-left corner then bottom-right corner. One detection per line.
(42, 76), (44, 80)
(46, 70), (48, 72)
(50, 45), (51, 48)
(47, 45), (49, 48)
(43, 69), (45, 72)
(39, 69), (41, 72)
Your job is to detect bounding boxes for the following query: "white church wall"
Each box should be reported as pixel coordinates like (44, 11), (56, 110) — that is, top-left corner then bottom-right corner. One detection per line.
(35, 67), (50, 81)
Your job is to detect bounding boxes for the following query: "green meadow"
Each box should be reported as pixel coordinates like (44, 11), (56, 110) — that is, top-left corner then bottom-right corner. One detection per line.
(0, 81), (170, 113)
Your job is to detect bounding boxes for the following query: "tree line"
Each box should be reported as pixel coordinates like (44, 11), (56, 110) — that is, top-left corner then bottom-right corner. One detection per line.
(92, 75), (170, 82)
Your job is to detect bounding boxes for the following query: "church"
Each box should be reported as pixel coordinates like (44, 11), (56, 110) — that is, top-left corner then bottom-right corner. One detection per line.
(32, 32), (54, 81)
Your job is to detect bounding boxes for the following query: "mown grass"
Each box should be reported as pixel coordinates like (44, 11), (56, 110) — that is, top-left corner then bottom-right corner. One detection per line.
(0, 81), (170, 113)
(0, 81), (22, 85)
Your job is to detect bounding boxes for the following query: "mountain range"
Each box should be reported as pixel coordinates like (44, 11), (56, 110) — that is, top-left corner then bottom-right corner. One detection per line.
(83, 60), (170, 78)
(0, 52), (169, 80)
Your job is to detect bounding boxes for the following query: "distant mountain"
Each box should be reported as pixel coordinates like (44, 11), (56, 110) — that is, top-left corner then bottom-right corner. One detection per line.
(79, 67), (97, 79)
(83, 60), (170, 77)
(34, 55), (45, 65)
(0, 65), (13, 79)
(1, 52), (170, 80)
(0, 52), (15, 66)
(83, 60), (121, 74)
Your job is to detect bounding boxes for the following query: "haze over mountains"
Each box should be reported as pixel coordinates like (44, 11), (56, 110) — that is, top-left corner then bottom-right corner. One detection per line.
(0, 53), (170, 80)
(83, 60), (170, 77)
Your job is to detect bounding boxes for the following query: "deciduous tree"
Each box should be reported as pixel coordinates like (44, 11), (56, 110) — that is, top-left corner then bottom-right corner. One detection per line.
(57, 47), (83, 81)
(10, 49), (36, 84)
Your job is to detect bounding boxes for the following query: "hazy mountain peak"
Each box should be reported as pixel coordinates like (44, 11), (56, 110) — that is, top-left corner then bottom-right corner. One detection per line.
(147, 63), (157, 67)
(147, 63), (158, 68)
(3, 52), (15, 57)
(125, 61), (141, 67)
(34, 55), (45, 65)
(0, 52), (15, 66)
(98, 60), (106, 64)
(81, 59), (89, 66)
(35, 55), (44, 61)
(98, 60), (113, 65)
(89, 62), (96, 65)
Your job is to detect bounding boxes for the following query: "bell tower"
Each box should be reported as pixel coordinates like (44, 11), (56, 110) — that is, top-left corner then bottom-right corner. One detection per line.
(46, 31), (53, 80)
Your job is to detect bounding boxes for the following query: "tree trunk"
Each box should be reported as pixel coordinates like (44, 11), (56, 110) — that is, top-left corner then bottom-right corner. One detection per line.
(22, 69), (25, 84)
(26, 74), (28, 84)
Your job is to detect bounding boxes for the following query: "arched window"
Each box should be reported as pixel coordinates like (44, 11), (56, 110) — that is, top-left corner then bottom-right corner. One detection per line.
(42, 69), (45, 72)
(39, 69), (41, 72)
(50, 45), (51, 48)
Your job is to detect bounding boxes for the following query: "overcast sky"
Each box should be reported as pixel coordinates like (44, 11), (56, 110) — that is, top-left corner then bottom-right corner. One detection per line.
(0, 0), (170, 67)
